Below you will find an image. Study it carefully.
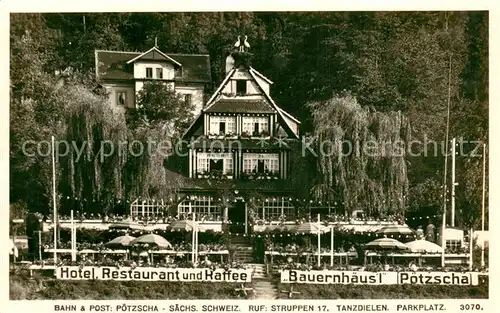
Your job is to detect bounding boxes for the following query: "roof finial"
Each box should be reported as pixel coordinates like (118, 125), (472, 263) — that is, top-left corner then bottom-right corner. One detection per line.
(243, 35), (250, 52)
(154, 36), (158, 48)
(234, 35), (241, 50)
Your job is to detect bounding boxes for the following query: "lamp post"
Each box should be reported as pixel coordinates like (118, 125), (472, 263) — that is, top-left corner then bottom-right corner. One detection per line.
(52, 136), (58, 264)
(481, 142), (487, 268)
(317, 214), (321, 268)
(35, 230), (42, 261)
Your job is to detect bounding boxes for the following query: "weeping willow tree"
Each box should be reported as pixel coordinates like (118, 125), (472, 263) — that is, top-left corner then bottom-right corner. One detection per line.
(57, 84), (129, 215)
(307, 93), (411, 217)
(53, 80), (189, 216)
(124, 125), (184, 201)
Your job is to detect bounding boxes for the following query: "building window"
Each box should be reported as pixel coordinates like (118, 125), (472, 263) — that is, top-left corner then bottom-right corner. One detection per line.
(210, 159), (223, 172)
(243, 153), (279, 174)
(242, 117), (269, 136)
(184, 94), (192, 106)
(178, 196), (220, 220)
(156, 68), (163, 79)
(174, 66), (182, 78)
(236, 80), (247, 95)
(117, 92), (126, 106)
(446, 239), (462, 250)
(130, 198), (168, 217)
(196, 153), (233, 175)
(146, 67), (153, 78)
(257, 198), (295, 221)
(209, 116), (236, 136)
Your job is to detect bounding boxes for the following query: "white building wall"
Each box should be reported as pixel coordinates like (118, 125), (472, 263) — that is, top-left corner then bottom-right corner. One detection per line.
(176, 86), (205, 116)
(253, 74), (270, 95)
(247, 80), (262, 94)
(103, 83), (135, 110)
(133, 61), (175, 80)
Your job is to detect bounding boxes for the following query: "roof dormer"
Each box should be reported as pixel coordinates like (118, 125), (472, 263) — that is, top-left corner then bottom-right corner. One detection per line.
(127, 46), (182, 80)
(126, 46), (182, 66)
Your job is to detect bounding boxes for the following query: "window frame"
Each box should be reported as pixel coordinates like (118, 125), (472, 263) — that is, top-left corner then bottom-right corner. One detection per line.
(156, 67), (163, 79)
(209, 116), (236, 136)
(196, 152), (234, 175)
(242, 153), (279, 174)
(184, 94), (192, 106)
(242, 116), (269, 136)
(258, 198), (295, 221)
(117, 91), (127, 106)
(236, 79), (247, 95)
(178, 196), (221, 219)
(146, 67), (153, 78)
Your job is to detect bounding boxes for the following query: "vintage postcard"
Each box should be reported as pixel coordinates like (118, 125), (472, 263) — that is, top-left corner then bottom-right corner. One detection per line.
(5, 2), (496, 313)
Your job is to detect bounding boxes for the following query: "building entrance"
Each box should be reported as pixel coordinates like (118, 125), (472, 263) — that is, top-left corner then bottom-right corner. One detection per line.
(228, 200), (246, 234)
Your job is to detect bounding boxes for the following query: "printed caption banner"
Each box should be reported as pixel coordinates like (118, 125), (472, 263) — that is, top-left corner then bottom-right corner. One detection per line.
(20, 300), (491, 313)
(281, 270), (479, 285)
(56, 266), (252, 282)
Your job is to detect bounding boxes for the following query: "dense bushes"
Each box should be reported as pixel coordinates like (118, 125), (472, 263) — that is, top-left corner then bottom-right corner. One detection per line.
(10, 272), (250, 300)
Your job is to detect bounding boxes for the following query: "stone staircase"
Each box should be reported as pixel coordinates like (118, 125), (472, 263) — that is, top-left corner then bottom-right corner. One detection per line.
(244, 263), (279, 299)
(229, 235), (255, 263)
(245, 263), (267, 279)
(228, 235), (279, 299)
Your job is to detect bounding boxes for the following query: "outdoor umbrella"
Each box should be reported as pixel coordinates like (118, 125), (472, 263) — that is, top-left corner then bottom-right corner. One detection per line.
(108, 221), (144, 231)
(340, 224), (382, 233)
(105, 235), (136, 249)
(131, 234), (172, 248)
(284, 224), (299, 233)
(364, 237), (408, 266)
(405, 239), (443, 253)
(376, 225), (415, 236)
(169, 220), (206, 232)
(296, 217), (327, 267)
(296, 222), (327, 234)
(364, 237), (409, 251)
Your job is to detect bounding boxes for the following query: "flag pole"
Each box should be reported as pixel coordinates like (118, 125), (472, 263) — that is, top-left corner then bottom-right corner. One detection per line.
(195, 215), (198, 263)
(71, 210), (76, 262)
(469, 227), (473, 271)
(451, 137), (456, 227)
(317, 214), (321, 268)
(192, 213), (196, 264)
(481, 142), (486, 268)
(52, 136), (58, 265)
(330, 224), (334, 267)
(441, 55), (452, 269)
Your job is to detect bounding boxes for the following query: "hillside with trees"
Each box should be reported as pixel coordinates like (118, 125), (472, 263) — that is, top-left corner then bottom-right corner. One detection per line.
(10, 12), (488, 229)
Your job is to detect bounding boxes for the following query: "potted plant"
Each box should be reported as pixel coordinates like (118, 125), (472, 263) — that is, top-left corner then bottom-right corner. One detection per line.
(240, 131), (251, 139)
(260, 130), (270, 138)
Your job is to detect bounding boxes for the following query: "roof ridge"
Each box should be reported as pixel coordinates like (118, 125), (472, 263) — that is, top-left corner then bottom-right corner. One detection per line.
(95, 50), (209, 57)
(167, 53), (211, 57)
(249, 67), (274, 84)
(126, 47), (182, 66)
(95, 49), (141, 54)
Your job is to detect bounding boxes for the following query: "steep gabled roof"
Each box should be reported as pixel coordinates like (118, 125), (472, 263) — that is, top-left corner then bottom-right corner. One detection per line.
(205, 99), (277, 114)
(247, 70), (300, 138)
(183, 65), (300, 139)
(126, 47), (182, 66)
(204, 68), (236, 107)
(249, 67), (273, 85)
(182, 113), (204, 139)
(95, 50), (211, 83)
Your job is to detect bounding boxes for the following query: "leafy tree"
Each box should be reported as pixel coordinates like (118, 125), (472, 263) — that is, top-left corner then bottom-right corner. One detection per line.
(9, 12), (488, 222)
(307, 93), (410, 217)
(126, 81), (194, 135)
